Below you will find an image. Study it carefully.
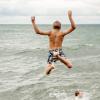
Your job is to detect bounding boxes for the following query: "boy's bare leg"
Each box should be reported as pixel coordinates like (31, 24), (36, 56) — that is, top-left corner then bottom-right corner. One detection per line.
(45, 64), (55, 75)
(57, 55), (72, 68)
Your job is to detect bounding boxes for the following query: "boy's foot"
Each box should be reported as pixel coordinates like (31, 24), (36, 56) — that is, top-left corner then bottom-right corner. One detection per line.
(46, 66), (55, 75)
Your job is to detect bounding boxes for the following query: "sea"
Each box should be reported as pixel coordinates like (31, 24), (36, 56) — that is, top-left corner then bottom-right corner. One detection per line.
(0, 24), (100, 100)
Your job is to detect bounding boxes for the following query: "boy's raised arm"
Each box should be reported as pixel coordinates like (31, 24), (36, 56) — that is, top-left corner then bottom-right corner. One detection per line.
(63, 10), (76, 36)
(31, 16), (50, 35)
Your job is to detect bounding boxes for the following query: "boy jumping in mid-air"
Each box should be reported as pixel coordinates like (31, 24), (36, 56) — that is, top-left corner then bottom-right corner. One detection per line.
(31, 10), (76, 75)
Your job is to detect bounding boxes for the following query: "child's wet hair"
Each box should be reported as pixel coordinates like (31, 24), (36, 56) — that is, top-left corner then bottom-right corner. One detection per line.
(75, 91), (80, 96)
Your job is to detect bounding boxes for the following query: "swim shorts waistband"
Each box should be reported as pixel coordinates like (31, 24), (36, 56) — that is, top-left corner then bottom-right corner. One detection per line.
(49, 48), (62, 52)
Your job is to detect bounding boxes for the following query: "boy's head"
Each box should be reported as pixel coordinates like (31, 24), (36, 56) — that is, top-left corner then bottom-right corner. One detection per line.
(53, 21), (61, 30)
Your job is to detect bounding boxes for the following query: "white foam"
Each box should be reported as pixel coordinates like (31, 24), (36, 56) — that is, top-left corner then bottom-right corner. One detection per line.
(49, 89), (71, 100)
(49, 91), (68, 100)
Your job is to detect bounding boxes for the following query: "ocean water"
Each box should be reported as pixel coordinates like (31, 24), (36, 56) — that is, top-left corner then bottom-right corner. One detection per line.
(0, 24), (100, 100)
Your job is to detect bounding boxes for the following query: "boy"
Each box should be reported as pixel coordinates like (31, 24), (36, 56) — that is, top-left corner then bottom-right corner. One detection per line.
(31, 10), (76, 75)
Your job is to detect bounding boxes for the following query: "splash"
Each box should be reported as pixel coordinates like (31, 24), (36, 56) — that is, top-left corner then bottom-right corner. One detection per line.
(75, 92), (90, 100)
(49, 90), (91, 100)
(49, 89), (71, 100)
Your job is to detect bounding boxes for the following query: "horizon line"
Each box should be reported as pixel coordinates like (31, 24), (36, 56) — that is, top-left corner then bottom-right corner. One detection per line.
(0, 23), (100, 25)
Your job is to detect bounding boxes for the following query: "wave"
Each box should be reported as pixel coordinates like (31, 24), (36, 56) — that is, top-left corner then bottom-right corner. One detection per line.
(71, 54), (100, 61)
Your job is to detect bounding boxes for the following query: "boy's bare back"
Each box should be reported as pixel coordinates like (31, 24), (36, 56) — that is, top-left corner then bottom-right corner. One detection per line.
(48, 30), (64, 50)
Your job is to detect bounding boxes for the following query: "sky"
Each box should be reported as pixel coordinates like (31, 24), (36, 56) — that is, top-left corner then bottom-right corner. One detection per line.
(0, 0), (100, 24)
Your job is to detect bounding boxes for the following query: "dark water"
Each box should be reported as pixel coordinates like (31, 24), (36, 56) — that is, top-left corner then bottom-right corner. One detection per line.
(0, 24), (100, 100)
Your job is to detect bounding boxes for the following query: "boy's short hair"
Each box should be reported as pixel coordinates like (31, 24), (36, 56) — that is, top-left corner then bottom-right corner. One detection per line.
(53, 20), (61, 29)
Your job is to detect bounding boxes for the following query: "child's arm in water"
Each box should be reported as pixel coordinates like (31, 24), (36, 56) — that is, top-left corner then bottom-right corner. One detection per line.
(63, 10), (76, 36)
(31, 16), (50, 35)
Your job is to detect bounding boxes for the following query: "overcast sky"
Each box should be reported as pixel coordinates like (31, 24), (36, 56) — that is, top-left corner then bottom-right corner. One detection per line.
(0, 0), (100, 24)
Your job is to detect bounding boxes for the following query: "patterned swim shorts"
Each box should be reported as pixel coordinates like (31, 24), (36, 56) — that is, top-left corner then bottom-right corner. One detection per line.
(47, 48), (66, 64)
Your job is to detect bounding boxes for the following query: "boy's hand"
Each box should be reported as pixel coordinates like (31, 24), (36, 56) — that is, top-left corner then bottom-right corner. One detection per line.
(68, 10), (72, 18)
(31, 16), (35, 23)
